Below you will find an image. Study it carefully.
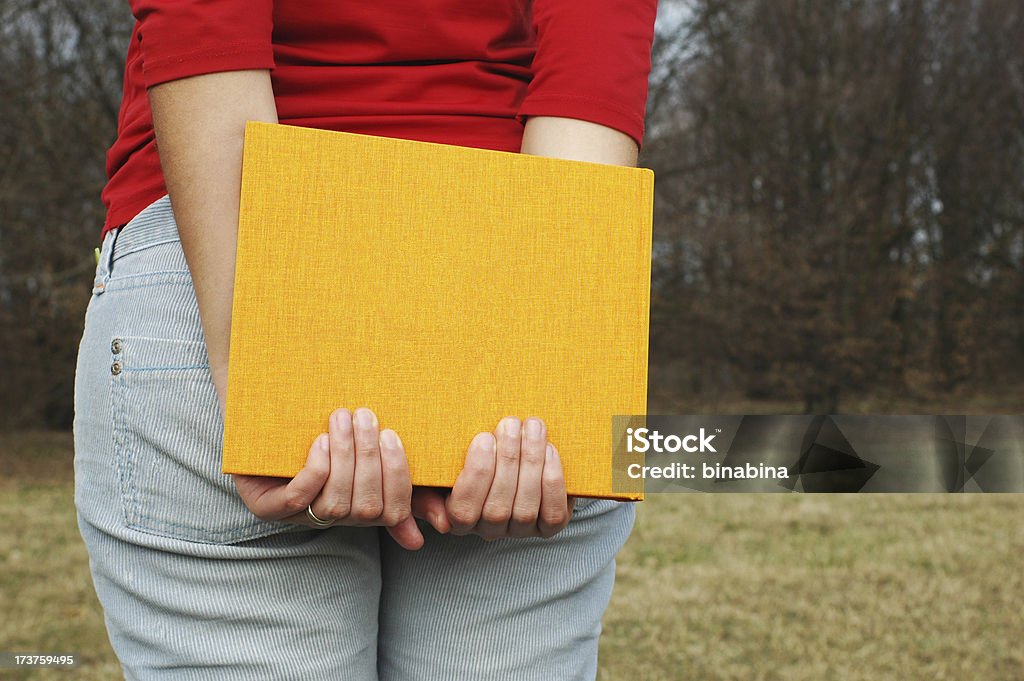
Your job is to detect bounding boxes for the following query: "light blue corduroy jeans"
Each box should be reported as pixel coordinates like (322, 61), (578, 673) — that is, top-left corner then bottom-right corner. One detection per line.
(73, 195), (636, 681)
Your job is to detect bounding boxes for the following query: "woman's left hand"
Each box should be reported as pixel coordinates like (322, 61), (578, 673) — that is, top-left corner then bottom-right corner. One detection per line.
(409, 416), (576, 540)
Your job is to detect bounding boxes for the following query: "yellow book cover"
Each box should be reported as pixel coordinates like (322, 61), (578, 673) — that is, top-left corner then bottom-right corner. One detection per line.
(222, 121), (651, 500)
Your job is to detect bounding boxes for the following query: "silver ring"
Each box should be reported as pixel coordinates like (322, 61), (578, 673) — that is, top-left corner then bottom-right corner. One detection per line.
(306, 504), (334, 528)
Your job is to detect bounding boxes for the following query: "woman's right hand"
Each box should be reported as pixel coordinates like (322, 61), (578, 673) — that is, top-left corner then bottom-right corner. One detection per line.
(231, 407), (427, 550)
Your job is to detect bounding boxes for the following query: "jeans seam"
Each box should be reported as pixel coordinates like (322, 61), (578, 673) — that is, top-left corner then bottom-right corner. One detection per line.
(124, 365), (209, 373)
(101, 276), (193, 294)
(111, 341), (131, 530)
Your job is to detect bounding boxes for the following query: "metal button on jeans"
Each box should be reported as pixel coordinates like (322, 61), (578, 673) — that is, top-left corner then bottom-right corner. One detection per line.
(111, 338), (123, 354)
(111, 361), (123, 376)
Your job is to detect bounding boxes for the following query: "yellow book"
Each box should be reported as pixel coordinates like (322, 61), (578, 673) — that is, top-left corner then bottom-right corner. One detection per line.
(222, 121), (652, 500)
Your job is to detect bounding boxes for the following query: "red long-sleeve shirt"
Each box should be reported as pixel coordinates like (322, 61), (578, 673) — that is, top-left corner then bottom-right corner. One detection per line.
(100, 0), (659, 242)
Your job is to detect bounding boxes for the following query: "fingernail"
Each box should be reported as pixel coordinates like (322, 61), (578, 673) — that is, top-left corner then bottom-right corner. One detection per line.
(356, 408), (376, 429)
(546, 443), (555, 461)
(380, 429), (401, 449)
(474, 432), (496, 452)
(525, 418), (542, 440)
(499, 417), (519, 438)
(317, 434), (330, 452)
(332, 408), (351, 429)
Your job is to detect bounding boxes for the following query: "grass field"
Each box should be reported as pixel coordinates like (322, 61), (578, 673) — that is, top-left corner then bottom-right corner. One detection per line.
(2, 431), (1022, 680)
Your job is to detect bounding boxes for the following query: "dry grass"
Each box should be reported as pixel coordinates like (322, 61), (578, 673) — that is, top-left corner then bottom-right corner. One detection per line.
(2, 431), (1022, 680)
(0, 432), (121, 680)
(600, 494), (1024, 681)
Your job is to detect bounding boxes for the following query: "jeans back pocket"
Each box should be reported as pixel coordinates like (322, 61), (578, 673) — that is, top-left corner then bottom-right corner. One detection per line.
(109, 334), (293, 544)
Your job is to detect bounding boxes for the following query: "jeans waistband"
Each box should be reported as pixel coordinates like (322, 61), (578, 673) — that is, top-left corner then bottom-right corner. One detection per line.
(93, 194), (178, 294)
(111, 194), (178, 264)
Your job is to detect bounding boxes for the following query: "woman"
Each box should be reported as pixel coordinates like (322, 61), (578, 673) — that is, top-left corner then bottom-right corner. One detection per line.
(74, 1), (658, 678)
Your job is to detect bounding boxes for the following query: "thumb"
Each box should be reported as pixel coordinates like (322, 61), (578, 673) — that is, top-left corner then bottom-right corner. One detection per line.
(386, 516), (425, 551)
(411, 487), (451, 535)
(242, 433), (330, 521)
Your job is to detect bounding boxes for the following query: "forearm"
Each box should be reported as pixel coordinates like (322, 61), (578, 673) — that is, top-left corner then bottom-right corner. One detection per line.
(148, 69), (278, 416)
(519, 116), (639, 167)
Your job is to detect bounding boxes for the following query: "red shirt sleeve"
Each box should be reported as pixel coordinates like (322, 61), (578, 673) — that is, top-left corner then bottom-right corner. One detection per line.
(130, 0), (275, 88)
(515, 0), (659, 149)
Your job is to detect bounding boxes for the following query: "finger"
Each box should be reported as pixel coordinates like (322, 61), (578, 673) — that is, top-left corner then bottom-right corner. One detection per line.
(476, 417), (523, 539)
(232, 473), (289, 510)
(537, 443), (571, 538)
(411, 487), (451, 534)
(378, 429), (413, 528)
(350, 407), (384, 523)
(310, 408), (356, 522)
(508, 417), (546, 537)
(446, 432), (496, 535)
(386, 516), (425, 551)
(245, 433), (330, 521)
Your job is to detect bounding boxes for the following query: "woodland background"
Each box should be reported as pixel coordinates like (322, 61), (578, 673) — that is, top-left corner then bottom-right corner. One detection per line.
(1, 0), (1022, 427)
